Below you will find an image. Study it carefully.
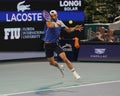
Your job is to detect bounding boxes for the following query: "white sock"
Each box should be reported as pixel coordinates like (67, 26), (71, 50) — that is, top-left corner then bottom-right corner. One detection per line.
(71, 68), (80, 80)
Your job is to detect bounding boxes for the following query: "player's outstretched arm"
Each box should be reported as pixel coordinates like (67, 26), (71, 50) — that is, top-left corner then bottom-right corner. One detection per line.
(65, 25), (83, 33)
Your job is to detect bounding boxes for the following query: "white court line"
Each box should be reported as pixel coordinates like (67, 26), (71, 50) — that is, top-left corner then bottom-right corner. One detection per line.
(1, 80), (120, 96)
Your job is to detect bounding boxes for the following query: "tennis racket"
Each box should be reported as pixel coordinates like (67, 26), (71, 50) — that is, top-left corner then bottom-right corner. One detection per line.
(42, 10), (51, 21)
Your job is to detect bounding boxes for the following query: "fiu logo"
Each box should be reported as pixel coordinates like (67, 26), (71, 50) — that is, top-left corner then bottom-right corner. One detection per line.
(17, 1), (30, 12)
(4, 28), (21, 40)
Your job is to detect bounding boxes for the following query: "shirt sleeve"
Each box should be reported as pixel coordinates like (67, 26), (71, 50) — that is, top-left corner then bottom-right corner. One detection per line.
(57, 20), (68, 28)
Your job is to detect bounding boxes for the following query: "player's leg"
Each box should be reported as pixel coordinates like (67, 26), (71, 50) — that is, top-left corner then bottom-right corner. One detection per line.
(44, 43), (64, 76)
(44, 43), (59, 67)
(55, 44), (80, 79)
(48, 56), (64, 77)
(59, 52), (80, 79)
(59, 52), (73, 69)
(48, 56), (59, 67)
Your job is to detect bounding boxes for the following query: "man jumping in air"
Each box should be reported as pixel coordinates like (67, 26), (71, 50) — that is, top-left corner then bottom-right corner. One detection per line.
(42, 10), (83, 79)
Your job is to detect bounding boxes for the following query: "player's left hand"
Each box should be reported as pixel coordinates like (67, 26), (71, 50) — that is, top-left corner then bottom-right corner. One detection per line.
(75, 25), (84, 31)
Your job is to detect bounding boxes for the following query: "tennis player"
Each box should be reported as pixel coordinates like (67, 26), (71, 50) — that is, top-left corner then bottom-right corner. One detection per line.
(42, 10), (83, 79)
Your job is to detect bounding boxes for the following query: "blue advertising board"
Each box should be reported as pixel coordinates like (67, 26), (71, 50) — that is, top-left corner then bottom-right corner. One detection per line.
(77, 43), (120, 62)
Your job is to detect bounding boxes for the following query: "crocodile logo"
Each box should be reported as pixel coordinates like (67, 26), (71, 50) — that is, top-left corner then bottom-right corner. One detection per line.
(17, 1), (30, 12)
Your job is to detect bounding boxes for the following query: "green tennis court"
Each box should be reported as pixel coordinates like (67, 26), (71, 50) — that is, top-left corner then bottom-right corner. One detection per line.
(0, 61), (120, 96)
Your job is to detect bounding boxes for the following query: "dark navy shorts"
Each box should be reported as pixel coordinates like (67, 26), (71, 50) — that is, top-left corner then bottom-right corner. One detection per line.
(44, 43), (64, 58)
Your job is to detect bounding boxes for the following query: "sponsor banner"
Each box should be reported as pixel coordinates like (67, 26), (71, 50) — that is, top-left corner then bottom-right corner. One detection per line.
(0, 0), (84, 52)
(4, 27), (44, 40)
(0, 0), (84, 22)
(0, 11), (84, 22)
(0, 0), (83, 11)
(59, 0), (83, 11)
(77, 44), (120, 61)
(0, 11), (43, 22)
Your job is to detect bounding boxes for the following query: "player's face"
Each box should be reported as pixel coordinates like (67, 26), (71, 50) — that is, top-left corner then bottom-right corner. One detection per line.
(51, 14), (58, 21)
